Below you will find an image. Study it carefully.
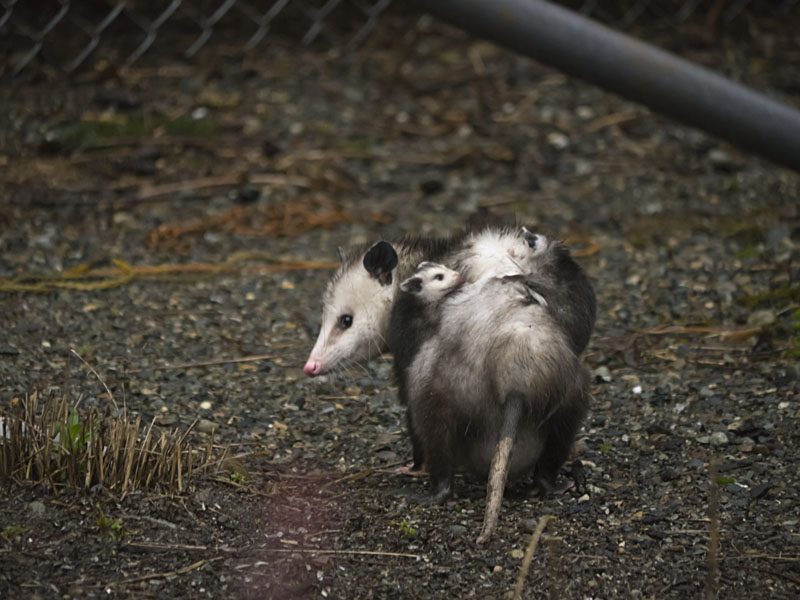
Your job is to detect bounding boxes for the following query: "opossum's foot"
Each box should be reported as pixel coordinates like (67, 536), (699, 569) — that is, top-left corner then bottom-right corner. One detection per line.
(529, 475), (574, 497)
(395, 462), (427, 476)
(408, 480), (452, 506)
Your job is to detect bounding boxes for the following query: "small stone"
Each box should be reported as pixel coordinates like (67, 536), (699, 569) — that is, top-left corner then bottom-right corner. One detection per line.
(510, 549), (524, 559)
(709, 431), (728, 446)
(197, 419), (219, 434)
(547, 131), (569, 150)
(199, 401), (212, 410)
(522, 518), (537, 533)
(578, 494), (590, 503)
(449, 524), (467, 536)
(592, 366), (612, 383)
(0, 344), (19, 355)
(747, 310), (776, 328)
(29, 500), (46, 515)
(492, 565), (503, 574)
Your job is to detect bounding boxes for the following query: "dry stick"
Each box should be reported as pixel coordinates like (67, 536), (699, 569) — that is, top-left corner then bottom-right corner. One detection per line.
(476, 394), (523, 545)
(254, 548), (421, 559)
(70, 348), (119, 412)
(105, 557), (221, 586)
(129, 354), (274, 373)
(513, 515), (556, 600)
(706, 458), (720, 600)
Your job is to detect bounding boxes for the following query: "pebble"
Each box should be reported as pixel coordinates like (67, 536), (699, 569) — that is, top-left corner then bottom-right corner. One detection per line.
(747, 309), (776, 328)
(709, 431), (729, 446)
(449, 525), (467, 536)
(197, 419), (219, 434)
(592, 366), (612, 383)
(29, 500), (46, 515)
(510, 549), (524, 559)
(522, 518), (537, 533)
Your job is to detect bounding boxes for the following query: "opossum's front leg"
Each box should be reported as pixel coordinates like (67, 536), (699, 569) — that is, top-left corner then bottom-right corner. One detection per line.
(409, 398), (455, 505)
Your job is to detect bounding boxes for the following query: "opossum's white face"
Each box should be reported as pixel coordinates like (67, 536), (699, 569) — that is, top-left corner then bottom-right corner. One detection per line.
(304, 242), (398, 377)
(400, 262), (464, 304)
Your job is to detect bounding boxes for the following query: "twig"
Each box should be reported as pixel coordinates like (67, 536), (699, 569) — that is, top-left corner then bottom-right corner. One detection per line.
(706, 458), (720, 600)
(135, 174), (310, 200)
(513, 515), (555, 600)
(69, 348), (118, 412)
(104, 557), (222, 586)
(121, 541), (208, 552)
(128, 354), (274, 373)
(252, 548), (421, 559)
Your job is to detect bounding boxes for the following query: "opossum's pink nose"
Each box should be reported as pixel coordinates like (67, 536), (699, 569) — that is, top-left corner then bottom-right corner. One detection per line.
(303, 358), (322, 377)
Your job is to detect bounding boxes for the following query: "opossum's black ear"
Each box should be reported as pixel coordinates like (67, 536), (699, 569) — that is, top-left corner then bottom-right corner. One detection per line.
(400, 276), (422, 294)
(521, 227), (539, 250)
(336, 247), (346, 263)
(363, 241), (398, 286)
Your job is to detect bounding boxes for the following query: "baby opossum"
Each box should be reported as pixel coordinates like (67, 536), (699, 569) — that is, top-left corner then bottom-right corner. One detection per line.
(404, 272), (590, 542)
(518, 228), (596, 355)
(304, 227), (547, 377)
(388, 262), (466, 471)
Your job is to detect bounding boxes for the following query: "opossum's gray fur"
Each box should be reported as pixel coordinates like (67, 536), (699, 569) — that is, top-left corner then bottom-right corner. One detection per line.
(405, 274), (590, 503)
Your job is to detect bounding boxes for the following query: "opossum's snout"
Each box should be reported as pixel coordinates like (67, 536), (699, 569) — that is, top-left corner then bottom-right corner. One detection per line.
(303, 357), (323, 377)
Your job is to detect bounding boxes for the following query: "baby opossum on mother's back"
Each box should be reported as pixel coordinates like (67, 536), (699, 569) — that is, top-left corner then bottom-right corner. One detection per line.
(404, 269), (590, 542)
(389, 262), (466, 471)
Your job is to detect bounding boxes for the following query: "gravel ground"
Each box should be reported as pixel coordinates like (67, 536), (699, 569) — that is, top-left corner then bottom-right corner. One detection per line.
(1, 12), (799, 599)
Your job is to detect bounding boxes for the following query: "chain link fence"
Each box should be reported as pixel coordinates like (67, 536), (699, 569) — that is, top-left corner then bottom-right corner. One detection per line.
(1, 0), (798, 77)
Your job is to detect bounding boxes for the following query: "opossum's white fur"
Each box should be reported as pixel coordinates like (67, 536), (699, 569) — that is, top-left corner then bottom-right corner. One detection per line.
(407, 275), (582, 477)
(305, 227), (551, 376)
(307, 263), (396, 375)
(446, 228), (541, 282)
(400, 262), (464, 302)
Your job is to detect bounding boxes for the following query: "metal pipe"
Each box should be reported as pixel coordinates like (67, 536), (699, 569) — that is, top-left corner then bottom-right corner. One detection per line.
(420, 0), (800, 173)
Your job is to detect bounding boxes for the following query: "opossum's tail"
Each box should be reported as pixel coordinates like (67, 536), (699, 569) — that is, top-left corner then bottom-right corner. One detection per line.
(477, 392), (523, 544)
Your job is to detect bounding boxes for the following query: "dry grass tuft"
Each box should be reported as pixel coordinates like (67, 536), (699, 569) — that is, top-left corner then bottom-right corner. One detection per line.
(1, 392), (221, 495)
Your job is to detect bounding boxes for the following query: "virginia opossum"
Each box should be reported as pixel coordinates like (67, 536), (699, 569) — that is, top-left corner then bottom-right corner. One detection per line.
(388, 262), (466, 471)
(404, 272), (590, 543)
(518, 228), (596, 355)
(304, 227), (542, 377)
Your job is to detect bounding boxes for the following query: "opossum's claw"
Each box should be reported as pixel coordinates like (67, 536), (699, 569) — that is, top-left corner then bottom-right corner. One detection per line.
(395, 463), (426, 476)
(408, 480), (452, 506)
(530, 475), (574, 497)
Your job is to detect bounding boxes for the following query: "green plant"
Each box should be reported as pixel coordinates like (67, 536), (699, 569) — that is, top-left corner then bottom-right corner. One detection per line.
(230, 472), (247, 484)
(53, 409), (98, 454)
(715, 476), (735, 486)
(96, 504), (127, 540)
(1, 525), (28, 542)
(397, 519), (417, 540)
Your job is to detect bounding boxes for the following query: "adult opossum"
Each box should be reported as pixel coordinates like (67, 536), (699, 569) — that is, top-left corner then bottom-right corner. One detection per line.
(403, 269), (590, 543)
(303, 227), (540, 377)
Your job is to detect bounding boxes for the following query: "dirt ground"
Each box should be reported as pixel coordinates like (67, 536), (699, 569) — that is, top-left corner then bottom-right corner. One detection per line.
(1, 9), (799, 599)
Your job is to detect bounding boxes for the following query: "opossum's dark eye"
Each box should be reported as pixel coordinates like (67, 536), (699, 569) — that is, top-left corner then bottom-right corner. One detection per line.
(434, 273), (444, 281)
(338, 314), (353, 329)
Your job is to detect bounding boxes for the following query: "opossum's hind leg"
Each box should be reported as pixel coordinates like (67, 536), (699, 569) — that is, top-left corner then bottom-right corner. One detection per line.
(530, 391), (587, 496)
(476, 392), (523, 545)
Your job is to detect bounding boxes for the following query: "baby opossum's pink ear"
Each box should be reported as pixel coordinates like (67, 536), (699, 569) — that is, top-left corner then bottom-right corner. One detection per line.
(363, 241), (398, 286)
(400, 276), (422, 294)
